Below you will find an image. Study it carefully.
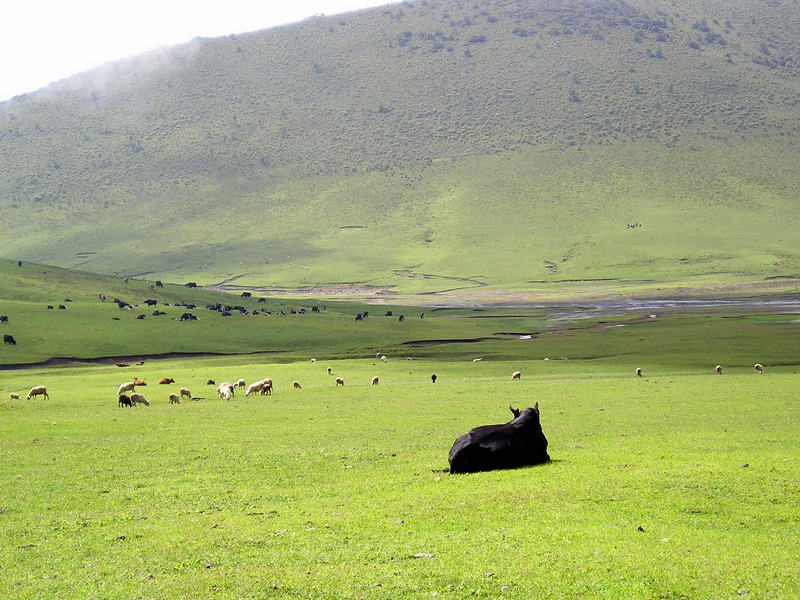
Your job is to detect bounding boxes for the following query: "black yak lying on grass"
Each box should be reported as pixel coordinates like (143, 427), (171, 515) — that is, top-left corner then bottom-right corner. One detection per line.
(448, 403), (550, 473)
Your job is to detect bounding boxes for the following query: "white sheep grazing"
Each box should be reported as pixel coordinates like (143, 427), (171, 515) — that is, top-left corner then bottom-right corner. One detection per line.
(635, 368), (642, 377)
(235, 378), (246, 389)
(168, 393), (181, 404)
(217, 383), (235, 400)
(310, 358), (317, 363)
(293, 381), (302, 389)
(472, 357), (484, 362)
(9, 393), (20, 400)
(512, 371), (521, 380)
(260, 382), (272, 395)
(179, 387), (192, 399)
(715, 365), (723, 375)
(245, 381), (264, 396)
(371, 376), (379, 385)
(27, 386), (49, 400)
(335, 377), (345, 386)
(117, 381), (136, 395)
(754, 363), (764, 374)
(130, 392), (150, 406)
(380, 355), (387, 362)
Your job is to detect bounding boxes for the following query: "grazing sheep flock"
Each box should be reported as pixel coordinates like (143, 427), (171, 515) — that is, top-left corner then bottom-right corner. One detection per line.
(8, 357), (771, 413)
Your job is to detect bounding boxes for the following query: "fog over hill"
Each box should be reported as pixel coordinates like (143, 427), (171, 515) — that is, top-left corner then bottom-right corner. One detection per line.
(1, 0), (798, 296)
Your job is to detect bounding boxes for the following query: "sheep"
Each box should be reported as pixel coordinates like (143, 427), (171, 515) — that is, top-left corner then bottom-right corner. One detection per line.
(380, 355), (387, 362)
(635, 368), (642, 377)
(371, 376), (379, 385)
(754, 363), (764, 374)
(260, 382), (272, 396)
(235, 379), (246, 389)
(179, 387), (192, 399)
(158, 378), (175, 385)
(335, 377), (345, 386)
(133, 378), (146, 386)
(168, 393), (181, 404)
(245, 381), (265, 396)
(117, 381), (136, 395)
(431, 374), (437, 384)
(327, 367), (333, 375)
(217, 383), (235, 401)
(512, 371), (522, 380)
(118, 394), (133, 407)
(310, 358), (317, 363)
(472, 358), (484, 362)
(206, 379), (216, 385)
(293, 381), (302, 389)
(130, 392), (150, 406)
(27, 386), (49, 400)
(715, 365), (723, 375)
(9, 393), (20, 400)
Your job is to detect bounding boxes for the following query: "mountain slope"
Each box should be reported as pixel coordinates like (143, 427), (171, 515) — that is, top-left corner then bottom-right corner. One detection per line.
(0, 0), (798, 295)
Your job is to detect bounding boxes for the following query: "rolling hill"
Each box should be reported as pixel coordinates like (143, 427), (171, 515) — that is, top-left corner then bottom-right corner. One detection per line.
(0, 0), (798, 298)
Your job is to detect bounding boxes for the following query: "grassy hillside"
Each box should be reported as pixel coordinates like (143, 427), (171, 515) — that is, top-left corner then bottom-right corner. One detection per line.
(0, 0), (798, 294)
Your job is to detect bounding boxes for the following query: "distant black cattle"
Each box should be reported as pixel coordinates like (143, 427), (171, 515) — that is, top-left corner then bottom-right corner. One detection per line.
(185, 282), (197, 288)
(221, 310), (231, 317)
(47, 305), (54, 310)
(144, 299), (158, 306)
(258, 298), (266, 304)
(3, 334), (17, 345)
(355, 313), (363, 321)
(58, 305), (68, 310)
(137, 314), (146, 320)
(399, 315), (405, 322)
(180, 313), (198, 321)
(0, 315), (8, 323)
(385, 311), (393, 317)
(448, 404), (550, 474)
(155, 280), (163, 288)
(152, 310), (167, 316)
(311, 306), (320, 313)
(241, 291), (251, 298)
(64, 298), (73, 302)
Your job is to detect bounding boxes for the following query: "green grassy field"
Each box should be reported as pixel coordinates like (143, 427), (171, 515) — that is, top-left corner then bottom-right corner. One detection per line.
(2, 261), (799, 597)
(1, 357), (798, 599)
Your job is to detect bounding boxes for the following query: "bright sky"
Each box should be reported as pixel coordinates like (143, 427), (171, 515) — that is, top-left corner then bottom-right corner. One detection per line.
(0, 0), (394, 102)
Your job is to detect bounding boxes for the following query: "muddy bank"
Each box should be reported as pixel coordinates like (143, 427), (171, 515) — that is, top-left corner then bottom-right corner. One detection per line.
(0, 350), (282, 371)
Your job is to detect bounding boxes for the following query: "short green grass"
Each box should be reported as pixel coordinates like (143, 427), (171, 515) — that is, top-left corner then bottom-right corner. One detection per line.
(1, 358), (798, 599)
